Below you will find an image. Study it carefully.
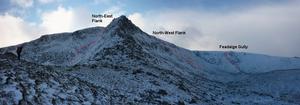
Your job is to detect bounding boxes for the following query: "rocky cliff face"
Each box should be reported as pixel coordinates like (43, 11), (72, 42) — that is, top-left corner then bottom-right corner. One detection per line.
(1, 15), (300, 105)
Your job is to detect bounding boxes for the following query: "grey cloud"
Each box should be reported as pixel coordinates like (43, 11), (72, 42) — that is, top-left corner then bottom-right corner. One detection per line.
(137, 1), (300, 57)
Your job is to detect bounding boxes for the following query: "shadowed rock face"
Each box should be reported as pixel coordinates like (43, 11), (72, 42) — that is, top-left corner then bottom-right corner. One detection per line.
(1, 16), (300, 105)
(106, 15), (141, 34)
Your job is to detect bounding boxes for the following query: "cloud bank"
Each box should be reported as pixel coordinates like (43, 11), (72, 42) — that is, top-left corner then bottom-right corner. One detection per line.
(129, 1), (300, 57)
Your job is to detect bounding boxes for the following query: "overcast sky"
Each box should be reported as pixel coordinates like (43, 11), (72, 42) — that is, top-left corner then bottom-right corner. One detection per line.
(0, 0), (299, 57)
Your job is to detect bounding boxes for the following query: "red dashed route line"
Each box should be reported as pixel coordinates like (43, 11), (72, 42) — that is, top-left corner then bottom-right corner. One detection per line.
(224, 52), (241, 72)
(173, 49), (202, 70)
(75, 40), (97, 54)
(67, 30), (202, 68)
(68, 33), (104, 65)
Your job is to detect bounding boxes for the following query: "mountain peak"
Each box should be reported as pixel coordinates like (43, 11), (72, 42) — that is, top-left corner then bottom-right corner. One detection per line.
(106, 15), (140, 33)
(115, 15), (128, 21)
(110, 15), (130, 24)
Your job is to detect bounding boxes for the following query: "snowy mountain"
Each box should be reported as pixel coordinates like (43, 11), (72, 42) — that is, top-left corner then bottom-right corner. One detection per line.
(1, 15), (300, 105)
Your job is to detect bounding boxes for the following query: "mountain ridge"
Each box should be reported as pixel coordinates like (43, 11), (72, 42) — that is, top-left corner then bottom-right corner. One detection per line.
(1, 15), (300, 77)
(1, 15), (300, 104)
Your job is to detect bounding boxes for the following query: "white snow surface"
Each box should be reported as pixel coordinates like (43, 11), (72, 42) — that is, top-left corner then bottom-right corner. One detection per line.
(1, 16), (298, 75)
(1, 15), (300, 104)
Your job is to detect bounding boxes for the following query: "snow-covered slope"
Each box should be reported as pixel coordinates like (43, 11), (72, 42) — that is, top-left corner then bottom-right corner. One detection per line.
(194, 51), (300, 73)
(2, 15), (299, 75)
(227, 69), (300, 104)
(1, 15), (300, 104)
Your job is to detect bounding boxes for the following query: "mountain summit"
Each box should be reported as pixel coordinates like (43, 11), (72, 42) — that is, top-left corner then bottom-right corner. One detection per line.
(1, 15), (300, 104)
(1, 15), (300, 76)
(1, 15), (300, 77)
(106, 15), (141, 33)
